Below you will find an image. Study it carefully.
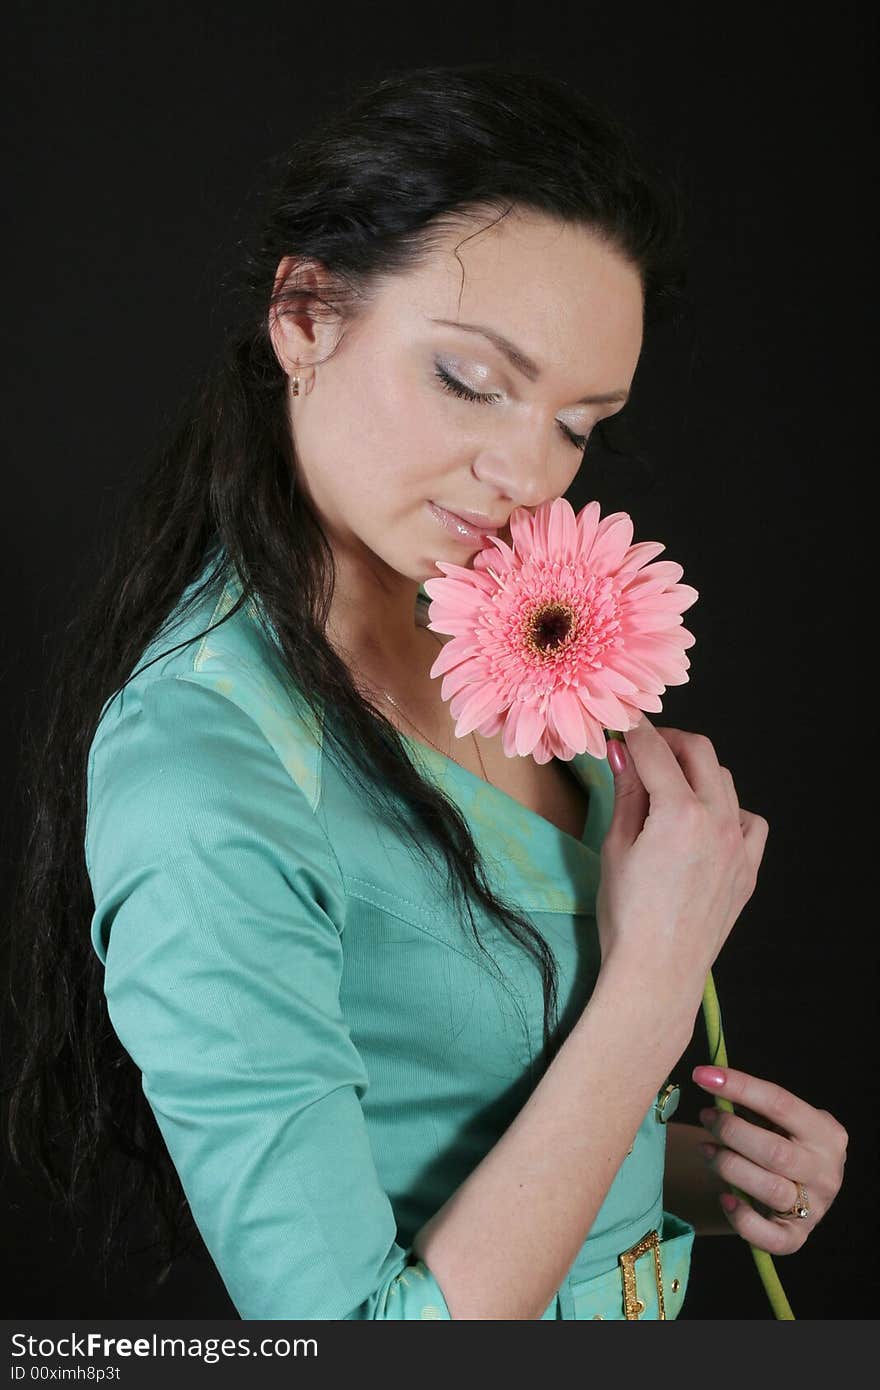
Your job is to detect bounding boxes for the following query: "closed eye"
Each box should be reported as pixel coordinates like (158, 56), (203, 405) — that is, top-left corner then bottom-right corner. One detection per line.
(433, 363), (590, 452)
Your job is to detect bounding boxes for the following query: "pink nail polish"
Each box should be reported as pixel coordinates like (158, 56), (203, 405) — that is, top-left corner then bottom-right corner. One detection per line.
(693, 1066), (726, 1088)
(720, 1193), (738, 1213)
(607, 740), (627, 776)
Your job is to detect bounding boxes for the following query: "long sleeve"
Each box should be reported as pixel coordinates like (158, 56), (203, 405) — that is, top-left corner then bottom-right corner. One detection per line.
(85, 675), (453, 1320)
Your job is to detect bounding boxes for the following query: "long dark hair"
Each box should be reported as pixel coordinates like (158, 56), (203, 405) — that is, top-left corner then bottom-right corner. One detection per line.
(2, 61), (691, 1290)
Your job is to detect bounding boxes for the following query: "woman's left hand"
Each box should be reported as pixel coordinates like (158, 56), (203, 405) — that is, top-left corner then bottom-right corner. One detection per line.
(692, 1064), (848, 1254)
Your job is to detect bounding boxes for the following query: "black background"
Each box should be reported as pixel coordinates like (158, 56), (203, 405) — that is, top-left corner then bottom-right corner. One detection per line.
(3, 1), (876, 1319)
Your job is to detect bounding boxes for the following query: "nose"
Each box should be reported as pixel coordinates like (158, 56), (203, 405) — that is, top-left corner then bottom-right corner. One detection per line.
(471, 451), (562, 515)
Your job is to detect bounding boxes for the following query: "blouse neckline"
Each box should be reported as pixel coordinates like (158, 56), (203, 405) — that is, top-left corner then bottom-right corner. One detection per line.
(396, 727), (596, 853)
(398, 719), (616, 916)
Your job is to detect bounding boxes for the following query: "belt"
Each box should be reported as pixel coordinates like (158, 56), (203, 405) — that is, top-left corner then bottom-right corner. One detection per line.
(559, 1211), (695, 1320)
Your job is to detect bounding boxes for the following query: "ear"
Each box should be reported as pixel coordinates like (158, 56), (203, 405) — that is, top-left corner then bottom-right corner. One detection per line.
(268, 254), (341, 383)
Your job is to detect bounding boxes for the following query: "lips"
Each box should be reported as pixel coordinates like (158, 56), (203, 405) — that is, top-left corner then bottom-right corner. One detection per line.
(428, 502), (499, 545)
(445, 508), (499, 535)
(447, 508), (503, 532)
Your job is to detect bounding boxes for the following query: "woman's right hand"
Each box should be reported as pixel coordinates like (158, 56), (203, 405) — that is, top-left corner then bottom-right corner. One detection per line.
(595, 715), (769, 1009)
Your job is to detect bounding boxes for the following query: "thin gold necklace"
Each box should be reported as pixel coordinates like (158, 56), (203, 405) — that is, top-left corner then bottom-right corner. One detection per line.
(380, 629), (492, 786)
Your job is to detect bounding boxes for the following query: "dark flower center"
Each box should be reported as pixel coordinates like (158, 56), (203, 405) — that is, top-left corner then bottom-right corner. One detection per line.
(526, 603), (576, 657)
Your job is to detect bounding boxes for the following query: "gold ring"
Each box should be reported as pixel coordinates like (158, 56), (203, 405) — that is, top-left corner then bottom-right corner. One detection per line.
(773, 1180), (810, 1220)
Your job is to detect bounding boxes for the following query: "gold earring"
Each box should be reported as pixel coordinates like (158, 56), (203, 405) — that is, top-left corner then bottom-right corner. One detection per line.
(292, 373), (300, 396)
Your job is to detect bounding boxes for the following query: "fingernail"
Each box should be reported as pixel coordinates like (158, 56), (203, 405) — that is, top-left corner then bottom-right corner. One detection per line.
(607, 740), (627, 776)
(720, 1193), (738, 1213)
(699, 1142), (717, 1159)
(699, 1107), (717, 1127)
(693, 1066), (726, 1088)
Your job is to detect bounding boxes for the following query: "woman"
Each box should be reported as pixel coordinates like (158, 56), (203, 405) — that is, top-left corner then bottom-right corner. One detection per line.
(4, 62), (846, 1320)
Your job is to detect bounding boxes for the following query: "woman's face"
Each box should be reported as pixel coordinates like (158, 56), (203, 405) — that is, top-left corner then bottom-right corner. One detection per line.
(271, 208), (644, 630)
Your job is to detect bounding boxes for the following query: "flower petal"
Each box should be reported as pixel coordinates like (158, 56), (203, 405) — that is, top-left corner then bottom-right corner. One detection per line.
(574, 680), (632, 729)
(621, 612), (689, 637)
(582, 712), (610, 758)
(547, 496), (580, 563)
(508, 505), (537, 560)
(575, 500), (601, 557)
(533, 503), (554, 561)
(622, 560), (685, 592)
(593, 665), (641, 699)
(513, 698), (547, 757)
(427, 614), (485, 637)
(621, 589), (699, 616)
(628, 690), (664, 712)
(532, 729), (555, 764)
(606, 650), (667, 693)
(473, 533), (518, 575)
(615, 540), (666, 580)
(450, 680), (505, 738)
(478, 706), (507, 738)
(425, 560), (482, 585)
(440, 662), (490, 702)
(426, 576), (490, 609)
(586, 514), (635, 575)
(428, 636), (481, 678)
(548, 686), (589, 754)
(634, 630), (697, 655)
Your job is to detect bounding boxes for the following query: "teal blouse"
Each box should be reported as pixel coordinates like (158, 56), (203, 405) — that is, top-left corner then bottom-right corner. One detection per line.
(85, 553), (695, 1320)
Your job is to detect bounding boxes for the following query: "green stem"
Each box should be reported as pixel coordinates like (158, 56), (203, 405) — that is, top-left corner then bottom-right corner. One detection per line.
(701, 968), (796, 1320)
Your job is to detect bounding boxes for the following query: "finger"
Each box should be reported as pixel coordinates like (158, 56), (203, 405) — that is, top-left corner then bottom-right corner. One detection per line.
(652, 726), (729, 812)
(620, 716), (698, 809)
(692, 1066), (818, 1143)
(699, 1105), (803, 1175)
(739, 810), (770, 875)
(722, 1100), (788, 1137)
(603, 740), (651, 850)
(718, 765), (740, 819)
(700, 1141), (806, 1217)
(717, 1194), (809, 1255)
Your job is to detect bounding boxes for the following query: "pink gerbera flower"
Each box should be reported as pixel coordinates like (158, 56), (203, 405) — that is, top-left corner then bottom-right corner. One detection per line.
(421, 496), (698, 763)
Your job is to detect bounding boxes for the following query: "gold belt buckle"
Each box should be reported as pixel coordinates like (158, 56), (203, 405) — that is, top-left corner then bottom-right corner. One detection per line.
(617, 1228), (666, 1320)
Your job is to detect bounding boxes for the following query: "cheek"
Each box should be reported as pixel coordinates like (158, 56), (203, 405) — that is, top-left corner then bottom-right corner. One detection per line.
(365, 379), (459, 494)
(298, 358), (463, 513)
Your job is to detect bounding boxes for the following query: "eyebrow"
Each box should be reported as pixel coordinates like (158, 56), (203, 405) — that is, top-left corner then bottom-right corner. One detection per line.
(427, 317), (630, 405)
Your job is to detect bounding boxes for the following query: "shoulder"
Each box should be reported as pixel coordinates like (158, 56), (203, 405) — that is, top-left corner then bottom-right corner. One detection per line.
(83, 583), (349, 964)
(83, 554), (345, 944)
(89, 553), (325, 814)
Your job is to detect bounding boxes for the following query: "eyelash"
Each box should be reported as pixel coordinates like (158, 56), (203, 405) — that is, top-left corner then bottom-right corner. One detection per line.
(432, 363), (590, 452)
